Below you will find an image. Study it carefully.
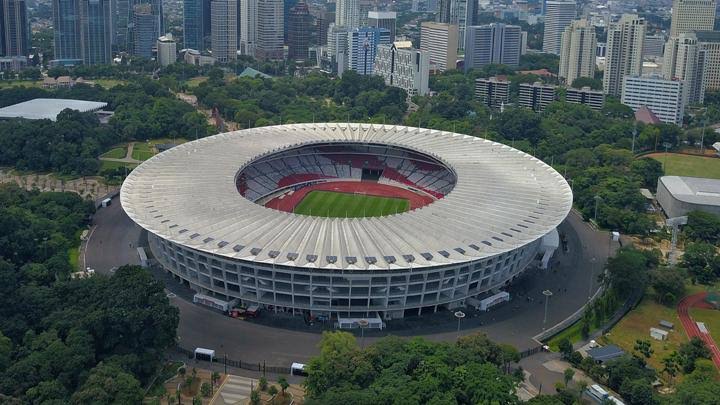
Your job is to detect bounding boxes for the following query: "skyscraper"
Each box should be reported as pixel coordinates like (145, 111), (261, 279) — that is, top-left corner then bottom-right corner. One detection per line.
(157, 33), (177, 66)
(283, 0), (298, 42)
(558, 19), (596, 84)
(184, 0), (207, 51)
(132, 3), (159, 58)
(603, 14), (645, 97)
(255, 0), (283, 60)
(2, 0), (29, 57)
(80, 0), (112, 65)
(368, 11), (396, 42)
(435, 0), (476, 51)
(420, 21), (458, 72)
(542, 0), (576, 55)
(669, 0), (716, 37)
(464, 23), (521, 71)
(374, 42), (430, 96)
(336, 0), (360, 29)
(664, 31), (720, 104)
(210, 0), (237, 62)
(288, 0), (312, 60)
(347, 26), (390, 75)
(239, 0), (256, 55)
(53, 0), (82, 62)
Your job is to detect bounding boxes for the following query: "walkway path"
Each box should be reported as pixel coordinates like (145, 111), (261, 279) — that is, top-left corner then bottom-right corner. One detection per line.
(677, 292), (720, 370)
(99, 142), (142, 164)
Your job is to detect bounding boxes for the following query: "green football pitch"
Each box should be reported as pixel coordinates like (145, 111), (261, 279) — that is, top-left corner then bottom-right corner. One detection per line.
(293, 191), (410, 218)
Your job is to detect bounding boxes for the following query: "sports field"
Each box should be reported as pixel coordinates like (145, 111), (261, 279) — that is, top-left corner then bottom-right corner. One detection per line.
(293, 190), (409, 218)
(645, 153), (720, 180)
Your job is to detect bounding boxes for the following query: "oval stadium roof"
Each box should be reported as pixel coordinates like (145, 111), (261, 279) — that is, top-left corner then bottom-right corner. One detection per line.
(120, 123), (573, 270)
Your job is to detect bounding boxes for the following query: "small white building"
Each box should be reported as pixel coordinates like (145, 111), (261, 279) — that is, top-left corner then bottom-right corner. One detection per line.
(650, 327), (668, 341)
(374, 41), (429, 96)
(157, 33), (177, 67)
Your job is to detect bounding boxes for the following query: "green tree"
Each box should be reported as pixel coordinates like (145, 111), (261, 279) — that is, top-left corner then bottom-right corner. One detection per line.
(684, 211), (720, 244)
(682, 242), (720, 284)
(650, 267), (686, 305)
(661, 351), (680, 384)
(634, 339), (654, 360)
(258, 376), (268, 391)
(250, 390), (260, 405)
(606, 248), (652, 298)
(268, 385), (278, 396)
(278, 376), (289, 395)
(571, 77), (602, 90)
(71, 362), (144, 404)
(563, 367), (575, 386)
(200, 382), (212, 397)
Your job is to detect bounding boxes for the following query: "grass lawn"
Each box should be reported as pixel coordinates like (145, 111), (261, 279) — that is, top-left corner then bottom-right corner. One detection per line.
(546, 320), (585, 351)
(294, 191), (409, 218)
(100, 160), (137, 172)
(100, 146), (127, 159)
(132, 138), (188, 161)
(68, 247), (79, 271)
(602, 296), (687, 371)
(689, 307), (720, 341)
(187, 77), (208, 87)
(646, 154), (720, 180)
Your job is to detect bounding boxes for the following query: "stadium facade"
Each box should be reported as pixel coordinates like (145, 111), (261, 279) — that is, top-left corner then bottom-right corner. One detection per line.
(121, 124), (572, 321)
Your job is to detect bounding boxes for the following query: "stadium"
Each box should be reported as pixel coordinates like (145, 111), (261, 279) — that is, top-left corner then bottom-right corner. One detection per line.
(121, 123), (572, 324)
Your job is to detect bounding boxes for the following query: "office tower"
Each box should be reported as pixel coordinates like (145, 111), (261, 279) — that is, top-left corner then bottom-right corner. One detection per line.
(474, 76), (510, 109)
(210, 0), (237, 62)
(368, 11), (396, 42)
(184, 0), (207, 51)
(132, 4), (159, 58)
(327, 24), (350, 74)
(157, 33), (177, 66)
(374, 42), (430, 96)
(603, 14), (646, 96)
(518, 82), (557, 112)
(464, 23), (521, 71)
(288, 0), (312, 60)
(347, 27), (390, 75)
(283, 0), (298, 42)
(542, 0), (576, 55)
(669, 0), (716, 37)
(558, 19), (596, 84)
(113, 0), (130, 49)
(80, 0), (112, 65)
(565, 87), (604, 110)
(420, 21), (458, 72)
(239, 0), (256, 55)
(643, 34), (665, 58)
(255, 0), (283, 60)
(336, 0), (359, 29)
(665, 31), (720, 104)
(315, 8), (334, 46)
(621, 75), (686, 125)
(436, 0), (476, 50)
(2, 0), (29, 56)
(53, 0), (82, 62)
(358, 0), (373, 27)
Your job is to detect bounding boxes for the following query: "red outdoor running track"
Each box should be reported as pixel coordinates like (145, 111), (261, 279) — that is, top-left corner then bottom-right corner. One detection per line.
(677, 292), (720, 370)
(264, 181), (435, 213)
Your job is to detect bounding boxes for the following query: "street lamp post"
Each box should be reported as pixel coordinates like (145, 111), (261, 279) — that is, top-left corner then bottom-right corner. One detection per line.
(358, 319), (369, 349)
(542, 290), (553, 331)
(454, 311), (466, 339)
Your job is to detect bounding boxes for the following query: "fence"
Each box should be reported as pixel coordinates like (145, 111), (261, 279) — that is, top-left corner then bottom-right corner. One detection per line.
(176, 346), (292, 375)
(532, 285), (605, 344)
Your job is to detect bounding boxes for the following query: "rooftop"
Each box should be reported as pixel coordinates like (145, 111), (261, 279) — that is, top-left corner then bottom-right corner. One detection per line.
(121, 124), (572, 270)
(0, 98), (108, 121)
(659, 176), (720, 206)
(587, 344), (625, 362)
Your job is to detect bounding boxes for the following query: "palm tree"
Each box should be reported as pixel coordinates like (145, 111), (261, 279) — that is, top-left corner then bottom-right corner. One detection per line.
(278, 376), (289, 396)
(250, 390), (261, 405)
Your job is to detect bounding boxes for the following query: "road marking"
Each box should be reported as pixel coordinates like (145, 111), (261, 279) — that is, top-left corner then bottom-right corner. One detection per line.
(81, 225), (97, 272)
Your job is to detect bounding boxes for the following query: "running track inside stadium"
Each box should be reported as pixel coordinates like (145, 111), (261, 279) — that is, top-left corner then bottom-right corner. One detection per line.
(677, 292), (720, 370)
(264, 181), (435, 212)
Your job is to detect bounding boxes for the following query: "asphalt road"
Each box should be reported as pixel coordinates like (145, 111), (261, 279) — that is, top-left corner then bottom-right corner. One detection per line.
(85, 201), (616, 371)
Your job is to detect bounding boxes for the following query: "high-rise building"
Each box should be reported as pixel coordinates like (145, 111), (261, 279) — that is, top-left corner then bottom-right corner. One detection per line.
(664, 31), (720, 104)
(210, 0), (237, 62)
(326, 24), (350, 74)
(52, 0), (82, 62)
(542, 0), (576, 55)
(358, 0), (373, 27)
(621, 75), (686, 125)
(132, 3), (159, 58)
(288, 0), (312, 60)
(518, 82), (557, 112)
(558, 19), (596, 84)
(347, 27), (390, 75)
(2, 0), (29, 57)
(474, 76), (510, 109)
(336, 0), (360, 29)
(643, 34), (665, 58)
(314, 8), (334, 46)
(603, 14), (646, 96)
(368, 11), (396, 42)
(420, 21), (458, 72)
(436, 0), (476, 51)
(239, 0), (256, 55)
(80, 0), (112, 65)
(669, 0), (716, 37)
(374, 41), (430, 96)
(283, 0), (298, 42)
(464, 23), (521, 71)
(184, 0), (207, 51)
(157, 33), (177, 66)
(255, 0), (283, 60)
(565, 86), (604, 110)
